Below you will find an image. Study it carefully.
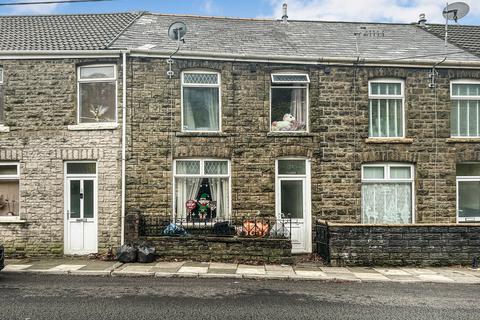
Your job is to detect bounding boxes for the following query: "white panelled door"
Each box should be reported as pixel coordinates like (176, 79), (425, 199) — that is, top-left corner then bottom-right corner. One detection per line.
(64, 163), (98, 254)
(276, 159), (311, 253)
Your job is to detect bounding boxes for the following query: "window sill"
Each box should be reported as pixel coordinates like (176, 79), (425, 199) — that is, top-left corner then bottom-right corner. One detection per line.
(267, 132), (314, 137)
(365, 138), (413, 144)
(176, 132), (230, 137)
(446, 137), (480, 143)
(67, 123), (118, 131)
(0, 125), (10, 133)
(0, 218), (26, 224)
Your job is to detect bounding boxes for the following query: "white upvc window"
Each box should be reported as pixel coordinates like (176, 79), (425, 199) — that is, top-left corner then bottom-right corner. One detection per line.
(0, 162), (20, 220)
(450, 80), (480, 137)
(77, 65), (117, 124)
(0, 67), (4, 125)
(368, 79), (405, 138)
(361, 163), (414, 224)
(181, 71), (221, 132)
(270, 73), (309, 132)
(456, 163), (480, 222)
(173, 159), (230, 220)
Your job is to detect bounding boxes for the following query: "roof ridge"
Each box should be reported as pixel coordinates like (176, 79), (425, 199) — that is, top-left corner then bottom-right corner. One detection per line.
(0, 11), (138, 18)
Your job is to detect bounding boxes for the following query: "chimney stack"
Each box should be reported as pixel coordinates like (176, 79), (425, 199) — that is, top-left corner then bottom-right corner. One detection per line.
(282, 3), (288, 23)
(418, 13), (427, 27)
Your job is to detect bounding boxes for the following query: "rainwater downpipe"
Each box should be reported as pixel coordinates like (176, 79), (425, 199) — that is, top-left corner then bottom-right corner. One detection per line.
(121, 50), (128, 245)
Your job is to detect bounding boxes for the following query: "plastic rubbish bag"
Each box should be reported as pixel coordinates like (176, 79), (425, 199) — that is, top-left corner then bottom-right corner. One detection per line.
(137, 243), (156, 263)
(213, 221), (234, 236)
(163, 223), (186, 236)
(117, 243), (137, 263)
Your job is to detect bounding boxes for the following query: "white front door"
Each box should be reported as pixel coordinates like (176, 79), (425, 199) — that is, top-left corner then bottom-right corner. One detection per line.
(65, 177), (97, 254)
(276, 159), (311, 253)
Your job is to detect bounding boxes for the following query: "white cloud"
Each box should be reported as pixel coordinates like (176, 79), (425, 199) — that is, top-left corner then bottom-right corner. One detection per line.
(202, 0), (221, 15)
(8, 0), (63, 15)
(267, 0), (480, 24)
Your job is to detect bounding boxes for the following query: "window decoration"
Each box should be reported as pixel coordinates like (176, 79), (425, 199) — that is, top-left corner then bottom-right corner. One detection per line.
(456, 163), (480, 222)
(271, 73), (309, 132)
(368, 80), (404, 138)
(77, 65), (117, 124)
(0, 163), (20, 218)
(361, 163), (414, 224)
(182, 71), (220, 132)
(174, 159), (230, 221)
(451, 81), (480, 137)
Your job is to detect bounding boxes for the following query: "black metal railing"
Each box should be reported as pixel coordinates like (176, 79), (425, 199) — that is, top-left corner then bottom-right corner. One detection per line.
(139, 214), (292, 239)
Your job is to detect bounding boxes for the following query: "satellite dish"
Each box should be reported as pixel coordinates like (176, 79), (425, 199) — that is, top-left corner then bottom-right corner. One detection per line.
(442, 2), (469, 22)
(167, 21), (187, 41)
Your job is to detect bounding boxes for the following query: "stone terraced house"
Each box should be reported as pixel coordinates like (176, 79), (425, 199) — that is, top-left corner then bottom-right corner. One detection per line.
(1, 11), (480, 265)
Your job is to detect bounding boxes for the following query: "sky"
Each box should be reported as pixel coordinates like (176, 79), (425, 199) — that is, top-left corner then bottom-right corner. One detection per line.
(0, 0), (480, 25)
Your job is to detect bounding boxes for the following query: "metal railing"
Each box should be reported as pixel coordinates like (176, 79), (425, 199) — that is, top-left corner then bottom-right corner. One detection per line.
(139, 214), (292, 239)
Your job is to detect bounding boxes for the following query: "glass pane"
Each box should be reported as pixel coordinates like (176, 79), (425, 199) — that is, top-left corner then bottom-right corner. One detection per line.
(468, 101), (478, 136)
(459, 100), (468, 136)
(67, 163), (96, 175)
(0, 180), (19, 216)
(458, 181), (480, 219)
(278, 160), (306, 175)
(451, 101), (458, 136)
(79, 82), (116, 123)
(175, 177), (229, 220)
(183, 87), (219, 131)
(204, 161), (228, 175)
(0, 68), (3, 83)
(176, 160), (200, 175)
(183, 73), (218, 85)
(69, 180), (80, 219)
(390, 167), (411, 179)
(456, 163), (480, 176)
(80, 66), (115, 79)
(83, 180), (94, 219)
(371, 82), (401, 96)
(271, 87), (307, 132)
(370, 83), (380, 95)
(396, 99), (403, 136)
(453, 84), (480, 96)
(0, 165), (18, 176)
(363, 167), (384, 179)
(370, 100), (379, 137)
(0, 86), (4, 124)
(362, 183), (412, 224)
(272, 74), (309, 83)
(281, 180), (304, 219)
(379, 99), (387, 137)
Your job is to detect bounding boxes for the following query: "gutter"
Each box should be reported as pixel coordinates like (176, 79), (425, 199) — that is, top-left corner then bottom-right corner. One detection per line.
(128, 48), (480, 69)
(120, 50), (129, 245)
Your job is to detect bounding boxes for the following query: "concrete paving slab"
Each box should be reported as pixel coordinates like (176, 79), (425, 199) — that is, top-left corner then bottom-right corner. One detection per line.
(48, 265), (86, 272)
(81, 261), (118, 271)
(353, 273), (391, 281)
(199, 273), (243, 279)
(266, 265), (294, 272)
(116, 265), (154, 273)
(385, 275), (423, 283)
(321, 267), (352, 274)
(448, 276), (480, 284)
(155, 261), (185, 269)
(401, 268), (438, 275)
(2, 264), (32, 272)
(294, 270), (327, 277)
(154, 272), (175, 278)
(178, 266), (208, 274)
(209, 262), (237, 270)
(70, 270), (111, 276)
(208, 268), (237, 274)
(417, 274), (454, 282)
(236, 265), (266, 275)
(374, 268), (412, 276)
(348, 267), (378, 274)
(183, 262), (209, 268)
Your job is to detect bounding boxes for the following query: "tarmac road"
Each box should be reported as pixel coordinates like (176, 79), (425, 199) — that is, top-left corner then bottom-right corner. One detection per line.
(0, 273), (479, 320)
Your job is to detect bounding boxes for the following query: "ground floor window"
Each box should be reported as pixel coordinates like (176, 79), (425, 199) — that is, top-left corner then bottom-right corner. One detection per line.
(457, 163), (480, 222)
(361, 163), (414, 224)
(0, 163), (20, 219)
(174, 159), (230, 221)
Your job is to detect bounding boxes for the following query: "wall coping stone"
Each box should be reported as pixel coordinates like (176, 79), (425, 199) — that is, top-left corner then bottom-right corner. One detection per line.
(318, 220), (480, 227)
(365, 137), (414, 144)
(67, 123), (119, 131)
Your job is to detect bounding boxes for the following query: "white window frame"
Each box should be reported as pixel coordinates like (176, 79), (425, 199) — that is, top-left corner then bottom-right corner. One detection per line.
(450, 79), (480, 138)
(77, 64), (118, 124)
(270, 73), (310, 133)
(181, 70), (222, 133)
(361, 163), (415, 224)
(0, 67), (3, 84)
(172, 159), (231, 220)
(368, 79), (405, 138)
(456, 162), (480, 222)
(0, 162), (20, 221)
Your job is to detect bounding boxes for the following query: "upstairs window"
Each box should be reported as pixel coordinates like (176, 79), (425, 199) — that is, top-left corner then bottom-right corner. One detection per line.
(451, 81), (480, 137)
(271, 73), (309, 132)
(77, 65), (117, 124)
(0, 67), (4, 125)
(368, 79), (404, 138)
(182, 71), (220, 132)
(0, 163), (20, 219)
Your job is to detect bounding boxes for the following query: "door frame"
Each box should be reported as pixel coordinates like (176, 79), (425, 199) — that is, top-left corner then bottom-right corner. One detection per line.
(275, 158), (312, 253)
(64, 161), (98, 255)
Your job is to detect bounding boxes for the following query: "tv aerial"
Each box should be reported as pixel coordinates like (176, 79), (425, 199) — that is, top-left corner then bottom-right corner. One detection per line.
(442, 2), (469, 53)
(167, 21), (187, 79)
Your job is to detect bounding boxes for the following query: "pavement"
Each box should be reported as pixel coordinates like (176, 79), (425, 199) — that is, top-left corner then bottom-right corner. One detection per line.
(2, 258), (480, 284)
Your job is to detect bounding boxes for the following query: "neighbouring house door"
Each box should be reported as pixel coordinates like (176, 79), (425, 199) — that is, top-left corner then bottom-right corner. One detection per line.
(65, 177), (97, 254)
(276, 159), (311, 253)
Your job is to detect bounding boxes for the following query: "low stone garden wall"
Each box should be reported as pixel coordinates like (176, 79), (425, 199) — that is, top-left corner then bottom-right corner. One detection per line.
(317, 220), (480, 266)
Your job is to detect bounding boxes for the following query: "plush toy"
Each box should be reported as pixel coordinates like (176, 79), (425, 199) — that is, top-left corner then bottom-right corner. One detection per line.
(272, 113), (295, 131)
(197, 193), (211, 220)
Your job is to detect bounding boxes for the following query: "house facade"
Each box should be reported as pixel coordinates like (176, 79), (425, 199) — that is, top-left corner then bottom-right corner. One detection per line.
(1, 11), (480, 263)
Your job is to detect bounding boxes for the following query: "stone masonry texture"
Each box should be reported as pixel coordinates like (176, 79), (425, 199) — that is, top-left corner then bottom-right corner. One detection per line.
(0, 58), (123, 257)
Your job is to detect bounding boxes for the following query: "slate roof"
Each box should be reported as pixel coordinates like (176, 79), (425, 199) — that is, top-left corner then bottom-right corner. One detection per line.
(111, 13), (480, 63)
(0, 12), (140, 51)
(425, 24), (480, 57)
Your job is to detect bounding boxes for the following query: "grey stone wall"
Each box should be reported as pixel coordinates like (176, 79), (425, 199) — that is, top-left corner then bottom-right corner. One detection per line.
(126, 57), (480, 225)
(0, 58), (123, 256)
(324, 223), (480, 266)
